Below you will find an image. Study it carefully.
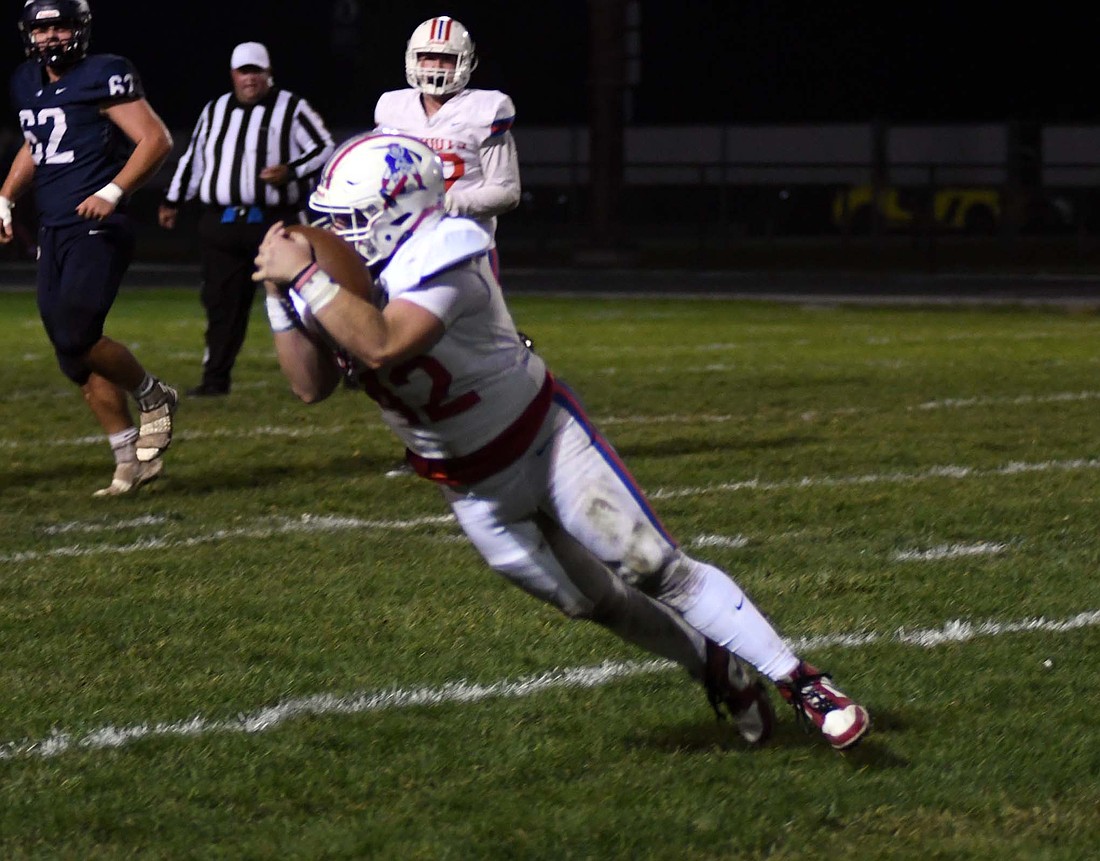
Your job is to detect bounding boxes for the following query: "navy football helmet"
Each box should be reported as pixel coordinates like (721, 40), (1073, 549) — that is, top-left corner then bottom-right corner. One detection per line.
(19, 0), (92, 68)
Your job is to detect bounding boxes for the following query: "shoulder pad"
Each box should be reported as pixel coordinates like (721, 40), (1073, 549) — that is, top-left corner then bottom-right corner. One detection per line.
(382, 217), (492, 294)
(373, 88), (415, 126)
(462, 89), (515, 125)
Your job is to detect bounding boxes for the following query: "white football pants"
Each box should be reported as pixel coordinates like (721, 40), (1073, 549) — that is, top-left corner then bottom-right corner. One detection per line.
(443, 390), (800, 683)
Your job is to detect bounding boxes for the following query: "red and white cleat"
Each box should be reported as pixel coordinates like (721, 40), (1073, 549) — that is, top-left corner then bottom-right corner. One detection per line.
(777, 661), (870, 750)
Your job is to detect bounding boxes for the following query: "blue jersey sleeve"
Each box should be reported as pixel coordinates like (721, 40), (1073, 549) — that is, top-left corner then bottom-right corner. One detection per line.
(73, 54), (145, 103)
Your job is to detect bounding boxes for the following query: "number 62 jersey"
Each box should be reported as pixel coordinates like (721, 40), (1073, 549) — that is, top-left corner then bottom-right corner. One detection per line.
(9, 53), (143, 227)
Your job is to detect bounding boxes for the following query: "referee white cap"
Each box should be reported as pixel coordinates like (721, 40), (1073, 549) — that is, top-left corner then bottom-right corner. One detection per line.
(231, 42), (270, 70)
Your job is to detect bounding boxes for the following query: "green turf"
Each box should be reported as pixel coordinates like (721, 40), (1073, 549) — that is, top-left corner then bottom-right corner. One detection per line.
(0, 286), (1097, 860)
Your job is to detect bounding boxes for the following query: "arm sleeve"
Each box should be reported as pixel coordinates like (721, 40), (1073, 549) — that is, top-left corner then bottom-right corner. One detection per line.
(289, 98), (336, 180)
(163, 104), (211, 205)
(443, 132), (521, 218)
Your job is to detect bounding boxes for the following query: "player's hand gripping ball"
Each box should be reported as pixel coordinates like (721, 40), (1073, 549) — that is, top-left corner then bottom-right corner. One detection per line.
(279, 225), (373, 350)
(285, 224), (373, 301)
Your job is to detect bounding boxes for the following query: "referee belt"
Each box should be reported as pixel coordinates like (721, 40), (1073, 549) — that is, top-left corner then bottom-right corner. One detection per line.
(215, 205), (301, 224)
(220, 205), (266, 224)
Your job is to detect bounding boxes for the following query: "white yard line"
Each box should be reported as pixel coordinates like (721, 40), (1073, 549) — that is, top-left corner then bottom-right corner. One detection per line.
(894, 541), (1008, 561)
(2, 609), (1095, 761)
(689, 534), (751, 549)
(0, 424), (359, 451)
(4, 455), (1096, 564)
(647, 456), (1100, 500)
(915, 390), (1100, 410)
(1, 514), (456, 564)
(3, 390), (1099, 450)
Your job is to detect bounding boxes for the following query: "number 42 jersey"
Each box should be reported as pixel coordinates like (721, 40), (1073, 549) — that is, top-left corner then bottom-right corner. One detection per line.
(9, 54), (143, 227)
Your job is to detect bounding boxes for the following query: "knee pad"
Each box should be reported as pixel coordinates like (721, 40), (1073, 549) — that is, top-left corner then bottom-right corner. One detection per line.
(618, 540), (682, 595)
(649, 550), (704, 604)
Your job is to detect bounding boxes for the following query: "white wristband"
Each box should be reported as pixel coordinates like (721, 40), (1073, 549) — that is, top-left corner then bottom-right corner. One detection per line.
(94, 182), (124, 205)
(265, 295), (297, 333)
(0, 195), (12, 228)
(296, 267), (341, 314)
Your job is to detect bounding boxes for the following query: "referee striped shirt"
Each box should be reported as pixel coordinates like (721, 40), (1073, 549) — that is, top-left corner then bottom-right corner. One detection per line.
(163, 88), (335, 209)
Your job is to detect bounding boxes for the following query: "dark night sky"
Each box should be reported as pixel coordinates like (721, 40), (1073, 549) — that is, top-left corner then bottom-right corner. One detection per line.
(4, 1), (1097, 131)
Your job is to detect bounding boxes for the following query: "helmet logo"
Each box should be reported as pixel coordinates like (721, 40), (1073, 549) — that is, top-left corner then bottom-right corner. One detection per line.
(380, 144), (426, 205)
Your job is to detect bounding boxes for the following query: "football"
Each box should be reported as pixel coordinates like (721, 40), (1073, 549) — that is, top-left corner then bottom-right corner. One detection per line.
(285, 224), (373, 300)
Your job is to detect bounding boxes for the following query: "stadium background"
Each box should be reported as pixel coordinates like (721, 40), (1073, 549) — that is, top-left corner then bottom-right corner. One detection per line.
(52, 1), (1099, 128)
(3, 1), (1100, 269)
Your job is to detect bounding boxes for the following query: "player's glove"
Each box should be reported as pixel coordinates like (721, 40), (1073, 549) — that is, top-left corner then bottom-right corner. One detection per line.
(0, 195), (13, 230)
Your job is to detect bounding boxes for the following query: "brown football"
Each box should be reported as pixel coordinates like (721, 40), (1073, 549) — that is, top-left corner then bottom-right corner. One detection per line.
(285, 224), (373, 300)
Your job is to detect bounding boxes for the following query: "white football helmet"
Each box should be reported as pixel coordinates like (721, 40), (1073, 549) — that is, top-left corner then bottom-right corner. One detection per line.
(308, 133), (445, 266)
(404, 16), (477, 96)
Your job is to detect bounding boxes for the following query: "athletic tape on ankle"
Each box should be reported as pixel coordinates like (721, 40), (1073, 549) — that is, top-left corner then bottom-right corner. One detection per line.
(294, 265), (340, 314)
(265, 295), (297, 332)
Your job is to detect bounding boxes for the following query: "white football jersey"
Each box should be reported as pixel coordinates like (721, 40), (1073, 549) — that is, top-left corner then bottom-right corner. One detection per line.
(374, 88), (518, 239)
(357, 216), (545, 462)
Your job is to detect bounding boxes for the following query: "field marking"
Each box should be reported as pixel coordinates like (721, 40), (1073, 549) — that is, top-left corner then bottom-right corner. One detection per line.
(3, 390), (1100, 451)
(2, 608), (1096, 761)
(1, 514), (455, 564)
(915, 390), (1100, 410)
(1, 378), (274, 402)
(648, 456), (1100, 500)
(41, 514), (170, 536)
(894, 541), (1008, 561)
(689, 534), (751, 549)
(0, 424), (354, 450)
(600, 390), (1100, 427)
(3, 455), (1097, 564)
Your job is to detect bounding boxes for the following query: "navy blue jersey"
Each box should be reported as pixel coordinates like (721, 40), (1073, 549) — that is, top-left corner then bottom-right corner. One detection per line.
(9, 53), (143, 227)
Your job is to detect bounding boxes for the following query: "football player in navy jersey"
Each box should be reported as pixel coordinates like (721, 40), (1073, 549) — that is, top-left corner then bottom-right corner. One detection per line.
(0, 0), (180, 496)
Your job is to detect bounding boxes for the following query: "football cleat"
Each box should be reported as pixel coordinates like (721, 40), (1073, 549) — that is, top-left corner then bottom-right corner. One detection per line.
(93, 458), (164, 497)
(384, 460), (416, 478)
(777, 661), (870, 750)
(703, 639), (775, 746)
(136, 383), (178, 463)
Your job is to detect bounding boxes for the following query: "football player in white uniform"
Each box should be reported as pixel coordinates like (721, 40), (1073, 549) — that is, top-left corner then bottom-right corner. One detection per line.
(252, 133), (871, 751)
(373, 16), (520, 280)
(374, 15), (529, 477)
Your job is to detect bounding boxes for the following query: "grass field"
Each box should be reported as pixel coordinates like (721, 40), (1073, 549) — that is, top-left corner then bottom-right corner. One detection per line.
(1, 283), (1098, 860)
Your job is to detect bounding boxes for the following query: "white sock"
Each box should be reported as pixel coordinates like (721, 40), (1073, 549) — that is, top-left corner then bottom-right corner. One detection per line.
(662, 555), (800, 681)
(108, 427), (139, 465)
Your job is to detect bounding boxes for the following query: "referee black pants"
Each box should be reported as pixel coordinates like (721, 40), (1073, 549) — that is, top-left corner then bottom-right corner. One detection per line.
(196, 207), (299, 391)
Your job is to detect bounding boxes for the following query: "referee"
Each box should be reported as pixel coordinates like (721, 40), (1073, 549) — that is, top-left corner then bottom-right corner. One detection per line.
(158, 42), (335, 397)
